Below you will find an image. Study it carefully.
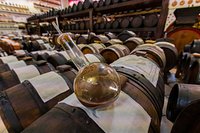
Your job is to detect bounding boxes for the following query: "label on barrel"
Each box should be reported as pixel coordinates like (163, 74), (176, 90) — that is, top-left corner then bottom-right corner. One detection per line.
(85, 54), (101, 63)
(13, 65), (40, 83)
(7, 60), (27, 70)
(59, 51), (71, 60)
(0, 56), (18, 63)
(111, 55), (160, 87)
(60, 92), (151, 133)
(0, 116), (8, 133)
(28, 72), (70, 103)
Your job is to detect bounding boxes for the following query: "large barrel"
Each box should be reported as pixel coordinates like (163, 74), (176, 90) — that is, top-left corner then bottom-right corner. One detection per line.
(81, 43), (106, 54)
(170, 99), (200, 133)
(143, 13), (159, 27)
(90, 35), (109, 44)
(13, 50), (29, 57)
(104, 32), (117, 39)
(131, 15), (143, 28)
(155, 42), (178, 71)
(118, 30), (136, 42)
(83, 0), (93, 9)
(104, 39), (123, 47)
(100, 44), (130, 64)
(120, 17), (130, 28)
(0, 62), (55, 91)
(77, 1), (83, 11)
(167, 84), (200, 122)
(0, 69), (76, 132)
(131, 44), (166, 70)
(22, 54), (164, 133)
(93, 1), (99, 8)
(124, 37), (144, 52)
(99, 0), (104, 7)
(76, 35), (88, 44)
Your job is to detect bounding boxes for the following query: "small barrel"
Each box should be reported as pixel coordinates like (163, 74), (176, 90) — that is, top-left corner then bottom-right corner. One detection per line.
(131, 15), (143, 28)
(131, 44), (166, 70)
(105, 0), (112, 6)
(79, 21), (85, 30)
(83, 0), (93, 9)
(120, 18), (130, 28)
(190, 39), (200, 53)
(99, 0), (104, 7)
(170, 99), (200, 133)
(75, 23), (79, 30)
(124, 37), (144, 52)
(76, 35), (88, 44)
(100, 44), (130, 64)
(93, 1), (99, 8)
(90, 35), (109, 44)
(77, 1), (83, 11)
(112, 19), (120, 29)
(155, 42), (178, 71)
(99, 22), (106, 29)
(104, 32), (117, 39)
(118, 30), (136, 42)
(105, 21), (112, 29)
(0, 62), (55, 91)
(81, 43), (106, 54)
(0, 60), (28, 73)
(72, 3), (77, 12)
(167, 84), (200, 122)
(104, 39), (123, 47)
(0, 69), (76, 132)
(94, 23), (99, 30)
(144, 13), (159, 27)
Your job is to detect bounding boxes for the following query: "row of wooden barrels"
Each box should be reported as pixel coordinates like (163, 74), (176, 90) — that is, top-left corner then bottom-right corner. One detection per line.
(0, 42), (169, 133)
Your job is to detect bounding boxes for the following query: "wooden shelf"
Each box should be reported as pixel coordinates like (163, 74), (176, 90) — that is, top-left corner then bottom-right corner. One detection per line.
(95, 0), (162, 13)
(61, 9), (92, 18)
(40, 16), (58, 22)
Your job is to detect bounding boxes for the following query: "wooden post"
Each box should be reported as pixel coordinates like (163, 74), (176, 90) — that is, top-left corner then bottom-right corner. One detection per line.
(89, 9), (93, 31)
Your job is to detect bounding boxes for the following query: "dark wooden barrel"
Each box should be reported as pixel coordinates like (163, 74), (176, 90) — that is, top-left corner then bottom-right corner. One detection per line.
(143, 13), (159, 27)
(90, 35), (109, 44)
(190, 39), (200, 53)
(81, 43), (106, 54)
(13, 50), (29, 57)
(105, 21), (112, 29)
(72, 3), (77, 12)
(93, 1), (99, 8)
(105, 0), (112, 5)
(100, 44), (130, 64)
(167, 84), (200, 122)
(79, 21), (85, 30)
(85, 53), (106, 63)
(36, 51), (58, 61)
(131, 15), (143, 28)
(120, 18), (130, 28)
(112, 19), (120, 29)
(75, 22), (79, 30)
(77, 1), (83, 11)
(104, 39), (123, 47)
(184, 44), (191, 52)
(99, 0), (104, 7)
(155, 42), (178, 71)
(118, 30), (136, 42)
(124, 37), (144, 52)
(0, 62), (55, 91)
(99, 22), (106, 29)
(85, 21), (90, 30)
(104, 32), (117, 39)
(83, 0), (93, 9)
(0, 68), (76, 132)
(76, 35), (88, 44)
(131, 44), (166, 70)
(94, 23), (99, 30)
(171, 99), (200, 133)
(167, 27), (200, 54)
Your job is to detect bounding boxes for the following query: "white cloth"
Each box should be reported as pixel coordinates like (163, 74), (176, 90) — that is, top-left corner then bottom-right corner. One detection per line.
(60, 92), (151, 133)
(0, 56), (18, 63)
(28, 72), (70, 103)
(7, 60), (27, 70)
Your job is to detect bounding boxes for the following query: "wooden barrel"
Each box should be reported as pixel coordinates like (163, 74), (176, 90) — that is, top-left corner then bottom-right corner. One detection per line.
(85, 53), (106, 63)
(131, 44), (166, 70)
(94, 23), (99, 30)
(131, 15), (143, 28)
(85, 21), (90, 30)
(105, 21), (112, 29)
(190, 39), (200, 53)
(0, 55), (33, 65)
(112, 19), (120, 29)
(104, 39), (123, 47)
(124, 37), (144, 52)
(37, 51), (59, 61)
(22, 55), (164, 133)
(171, 99), (200, 133)
(72, 3), (77, 12)
(0, 38), (21, 54)
(75, 23), (79, 30)
(0, 62), (55, 91)
(0, 60), (28, 73)
(83, 0), (93, 9)
(99, 0), (104, 7)
(120, 18), (130, 28)
(118, 30), (136, 42)
(167, 84), (200, 122)
(167, 27), (200, 54)
(76, 35), (88, 44)
(0, 69), (76, 132)
(104, 32), (117, 39)
(99, 22), (106, 29)
(143, 13), (159, 27)
(105, 0), (111, 5)
(155, 42), (178, 71)
(13, 50), (29, 57)
(68, 6), (72, 13)
(90, 35), (109, 44)
(81, 43), (106, 54)
(79, 21), (85, 30)
(77, 1), (83, 11)
(93, 1), (99, 8)
(100, 44), (130, 64)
